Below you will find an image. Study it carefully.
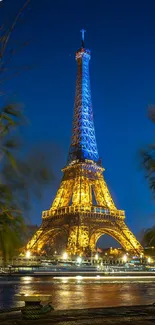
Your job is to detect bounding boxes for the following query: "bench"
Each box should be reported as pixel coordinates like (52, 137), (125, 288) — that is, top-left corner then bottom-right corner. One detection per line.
(15, 294), (54, 319)
(15, 294), (53, 303)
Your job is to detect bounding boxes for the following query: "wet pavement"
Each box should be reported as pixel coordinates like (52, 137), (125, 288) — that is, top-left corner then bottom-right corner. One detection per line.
(0, 305), (155, 325)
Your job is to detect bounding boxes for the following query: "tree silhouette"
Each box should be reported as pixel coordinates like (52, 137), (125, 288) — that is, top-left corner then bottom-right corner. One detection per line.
(0, 1), (54, 263)
(141, 107), (155, 247)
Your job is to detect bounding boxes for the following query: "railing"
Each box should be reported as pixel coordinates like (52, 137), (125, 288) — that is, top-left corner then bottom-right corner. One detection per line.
(42, 206), (125, 220)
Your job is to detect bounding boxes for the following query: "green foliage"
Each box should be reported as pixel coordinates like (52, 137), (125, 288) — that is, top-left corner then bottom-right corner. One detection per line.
(142, 226), (155, 247)
(141, 107), (155, 194)
(0, 213), (26, 263)
(2, 147), (54, 210)
(141, 107), (155, 247)
(0, 1), (55, 263)
(0, 104), (24, 167)
(140, 144), (155, 195)
(0, 104), (54, 263)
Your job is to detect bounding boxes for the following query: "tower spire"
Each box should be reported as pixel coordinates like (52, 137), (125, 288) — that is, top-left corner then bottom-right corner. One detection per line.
(80, 28), (86, 48)
(68, 31), (99, 165)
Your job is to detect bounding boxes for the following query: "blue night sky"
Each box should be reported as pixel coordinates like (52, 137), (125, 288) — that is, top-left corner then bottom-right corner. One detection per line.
(2, 0), (155, 244)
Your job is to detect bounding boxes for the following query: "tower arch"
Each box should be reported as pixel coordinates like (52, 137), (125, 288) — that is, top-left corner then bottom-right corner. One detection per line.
(27, 227), (68, 255)
(89, 227), (141, 254)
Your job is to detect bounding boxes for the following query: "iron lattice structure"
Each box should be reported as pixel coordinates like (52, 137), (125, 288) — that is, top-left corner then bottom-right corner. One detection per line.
(68, 47), (99, 164)
(26, 32), (143, 256)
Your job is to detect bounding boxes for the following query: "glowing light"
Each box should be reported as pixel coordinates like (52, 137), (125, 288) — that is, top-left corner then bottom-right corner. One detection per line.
(77, 256), (82, 264)
(122, 254), (127, 263)
(148, 257), (151, 264)
(62, 252), (68, 260)
(76, 275), (83, 279)
(25, 251), (31, 259)
(21, 276), (32, 282)
(53, 275), (155, 280)
(95, 254), (98, 260)
(61, 279), (68, 284)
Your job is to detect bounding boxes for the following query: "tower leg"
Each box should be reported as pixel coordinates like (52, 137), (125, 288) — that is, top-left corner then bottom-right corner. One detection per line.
(67, 226), (90, 256)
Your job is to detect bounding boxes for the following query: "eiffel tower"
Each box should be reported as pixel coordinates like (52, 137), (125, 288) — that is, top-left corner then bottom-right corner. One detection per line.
(26, 30), (143, 256)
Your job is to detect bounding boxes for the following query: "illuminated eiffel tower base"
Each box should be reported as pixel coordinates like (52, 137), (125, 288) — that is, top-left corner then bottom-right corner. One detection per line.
(26, 31), (143, 256)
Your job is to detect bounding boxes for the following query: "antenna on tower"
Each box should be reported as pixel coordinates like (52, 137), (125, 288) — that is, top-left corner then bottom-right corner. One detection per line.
(80, 29), (86, 48)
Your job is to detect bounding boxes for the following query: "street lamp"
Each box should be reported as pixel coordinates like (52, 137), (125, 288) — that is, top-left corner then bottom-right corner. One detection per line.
(62, 252), (68, 260)
(26, 251), (31, 259)
(25, 251), (31, 266)
(147, 257), (151, 264)
(95, 254), (98, 260)
(122, 254), (127, 263)
(77, 256), (82, 264)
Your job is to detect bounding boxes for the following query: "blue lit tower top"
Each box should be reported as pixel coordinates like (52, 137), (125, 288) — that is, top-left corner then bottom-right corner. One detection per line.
(68, 30), (100, 165)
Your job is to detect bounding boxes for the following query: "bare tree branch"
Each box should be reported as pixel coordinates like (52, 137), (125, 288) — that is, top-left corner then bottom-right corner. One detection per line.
(0, 65), (31, 85)
(0, 0), (31, 60)
(0, 0), (32, 95)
